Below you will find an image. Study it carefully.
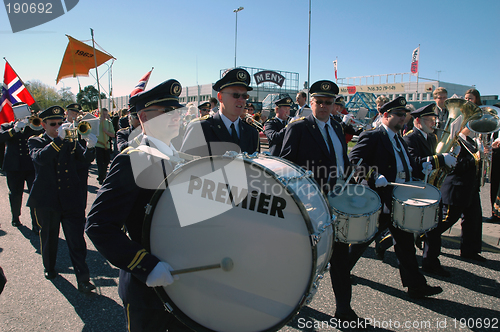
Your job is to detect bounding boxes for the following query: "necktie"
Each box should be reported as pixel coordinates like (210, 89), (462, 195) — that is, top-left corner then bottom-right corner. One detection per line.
(325, 123), (335, 158)
(230, 123), (239, 144)
(394, 135), (411, 181)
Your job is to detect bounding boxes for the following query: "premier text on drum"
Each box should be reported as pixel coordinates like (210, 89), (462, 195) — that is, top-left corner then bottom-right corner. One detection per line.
(187, 175), (287, 218)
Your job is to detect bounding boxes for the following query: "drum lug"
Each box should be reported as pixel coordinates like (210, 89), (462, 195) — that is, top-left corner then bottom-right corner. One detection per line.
(310, 233), (321, 246)
(242, 151), (259, 159)
(222, 151), (239, 159)
(145, 203), (153, 215)
(163, 301), (173, 313)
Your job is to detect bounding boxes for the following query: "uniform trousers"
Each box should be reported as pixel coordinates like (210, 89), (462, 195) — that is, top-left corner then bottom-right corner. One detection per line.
(423, 192), (482, 265)
(330, 213), (426, 315)
(96, 147), (111, 183)
(35, 207), (90, 282)
(6, 170), (36, 225)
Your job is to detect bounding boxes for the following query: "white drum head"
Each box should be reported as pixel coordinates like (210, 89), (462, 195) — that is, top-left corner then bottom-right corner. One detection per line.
(329, 184), (380, 215)
(146, 156), (324, 332)
(393, 182), (440, 206)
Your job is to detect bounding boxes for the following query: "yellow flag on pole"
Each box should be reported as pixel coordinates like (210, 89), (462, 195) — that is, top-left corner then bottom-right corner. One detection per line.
(56, 35), (115, 84)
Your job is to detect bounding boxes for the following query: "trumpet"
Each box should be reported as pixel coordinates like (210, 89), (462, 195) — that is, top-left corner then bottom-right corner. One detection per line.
(245, 114), (264, 131)
(64, 120), (92, 141)
(21, 115), (43, 132)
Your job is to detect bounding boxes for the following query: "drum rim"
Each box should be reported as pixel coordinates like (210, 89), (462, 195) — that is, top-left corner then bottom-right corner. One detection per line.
(141, 154), (325, 332)
(391, 181), (441, 207)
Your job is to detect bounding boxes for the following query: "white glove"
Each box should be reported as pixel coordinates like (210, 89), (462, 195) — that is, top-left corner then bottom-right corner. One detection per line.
(146, 262), (178, 287)
(84, 133), (98, 148)
(451, 144), (461, 156)
(342, 114), (354, 125)
(422, 161), (433, 175)
(57, 123), (71, 139)
(442, 153), (457, 168)
(375, 174), (388, 187)
(14, 121), (26, 132)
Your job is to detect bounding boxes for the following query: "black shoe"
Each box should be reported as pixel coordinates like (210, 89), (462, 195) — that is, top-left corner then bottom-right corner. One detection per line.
(461, 252), (487, 262)
(408, 284), (442, 299)
(78, 281), (96, 293)
(422, 264), (451, 277)
(375, 247), (385, 260)
(334, 310), (368, 330)
(415, 234), (424, 250)
(11, 219), (21, 227)
(44, 270), (58, 280)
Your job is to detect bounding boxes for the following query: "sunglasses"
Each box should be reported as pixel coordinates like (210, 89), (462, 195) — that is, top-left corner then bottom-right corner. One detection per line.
(221, 92), (250, 100)
(49, 121), (64, 127)
(314, 100), (334, 106)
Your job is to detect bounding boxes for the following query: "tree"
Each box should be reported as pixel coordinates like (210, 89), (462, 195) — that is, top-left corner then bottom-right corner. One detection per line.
(25, 80), (75, 111)
(76, 85), (107, 111)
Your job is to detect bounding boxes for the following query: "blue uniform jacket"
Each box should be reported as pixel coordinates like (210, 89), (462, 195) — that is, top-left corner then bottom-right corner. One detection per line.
(349, 125), (417, 213)
(0, 122), (41, 171)
(86, 139), (174, 308)
(264, 117), (286, 156)
(280, 114), (349, 192)
(27, 133), (94, 210)
(180, 112), (259, 157)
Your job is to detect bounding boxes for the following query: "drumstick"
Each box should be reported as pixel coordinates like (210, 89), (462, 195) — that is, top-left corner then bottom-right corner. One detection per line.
(337, 158), (363, 195)
(171, 257), (234, 275)
(387, 182), (425, 189)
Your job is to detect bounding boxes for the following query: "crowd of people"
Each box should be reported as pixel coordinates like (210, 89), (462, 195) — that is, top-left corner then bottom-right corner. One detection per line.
(0, 67), (498, 330)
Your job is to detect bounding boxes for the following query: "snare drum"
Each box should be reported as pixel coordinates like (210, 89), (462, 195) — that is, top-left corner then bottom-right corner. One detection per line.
(328, 184), (381, 243)
(392, 182), (440, 233)
(143, 153), (333, 332)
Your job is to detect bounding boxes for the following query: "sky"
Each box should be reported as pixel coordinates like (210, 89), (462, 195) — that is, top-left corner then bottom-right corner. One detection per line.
(1, 0), (499, 101)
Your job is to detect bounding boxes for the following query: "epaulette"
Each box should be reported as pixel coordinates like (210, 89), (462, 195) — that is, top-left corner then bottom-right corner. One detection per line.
(38, 133), (44, 137)
(117, 127), (129, 132)
(288, 117), (305, 125)
(191, 114), (210, 122)
(121, 146), (140, 155)
(404, 129), (414, 136)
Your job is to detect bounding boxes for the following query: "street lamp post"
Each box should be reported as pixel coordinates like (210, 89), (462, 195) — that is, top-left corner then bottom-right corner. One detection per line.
(234, 6), (244, 68)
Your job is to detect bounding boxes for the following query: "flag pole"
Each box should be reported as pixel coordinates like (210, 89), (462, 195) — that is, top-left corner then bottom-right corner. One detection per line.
(416, 44), (420, 101)
(3, 57), (41, 111)
(90, 28), (103, 119)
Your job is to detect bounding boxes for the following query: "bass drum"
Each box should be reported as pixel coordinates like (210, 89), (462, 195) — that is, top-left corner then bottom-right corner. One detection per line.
(143, 153), (334, 332)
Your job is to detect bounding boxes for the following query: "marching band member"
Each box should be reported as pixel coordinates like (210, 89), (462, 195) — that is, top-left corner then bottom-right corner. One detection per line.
(181, 68), (259, 156)
(86, 79), (189, 331)
(331, 96), (362, 143)
(348, 97), (442, 303)
(291, 90), (309, 120)
(0, 103), (41, 232)
(27, 105), (97, 292)
(371, 95), (389, 129)
(116, 105), (142, 153)
(433, 87), (448, 139)
(198, 101), (211, 118)
(264, 95), (292, 156)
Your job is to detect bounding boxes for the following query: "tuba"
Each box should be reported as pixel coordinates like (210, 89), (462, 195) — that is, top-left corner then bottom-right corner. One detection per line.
(467, 105), (500, 186)
(427, 98), (482, 188)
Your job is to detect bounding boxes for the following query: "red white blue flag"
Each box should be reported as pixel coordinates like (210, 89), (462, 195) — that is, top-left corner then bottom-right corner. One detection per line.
(410, 46), (420, 75)
(130, 69), (153, 97)
(0, 62), (36, 124)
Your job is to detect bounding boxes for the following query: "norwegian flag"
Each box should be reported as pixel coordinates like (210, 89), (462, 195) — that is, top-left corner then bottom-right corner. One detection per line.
(0, 62), (35, 124)
(129, 69), (153, 97)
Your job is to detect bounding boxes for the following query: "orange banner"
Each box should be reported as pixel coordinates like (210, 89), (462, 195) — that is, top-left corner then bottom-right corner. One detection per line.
(56, 35), (115, 84)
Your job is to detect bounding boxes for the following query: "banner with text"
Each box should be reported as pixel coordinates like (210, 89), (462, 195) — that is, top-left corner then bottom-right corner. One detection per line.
(339, 83), (406, 95)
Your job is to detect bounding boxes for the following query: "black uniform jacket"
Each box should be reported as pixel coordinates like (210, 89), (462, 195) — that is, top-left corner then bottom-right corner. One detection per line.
(180, 112), (259, 157)
(27, 133), (94, 211)
(264, 117), (286, 156)
(280, 114), (349, 192)
(440, 136), (481, 206)
(86, 138), (175, 308)
(0, 122), (41, 171)
(403, 128), (444, 180)
(349, 125), (417, 213)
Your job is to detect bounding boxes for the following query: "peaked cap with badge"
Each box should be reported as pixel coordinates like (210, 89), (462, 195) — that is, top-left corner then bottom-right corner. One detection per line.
(213, 68), (253, 92)
(198, 101), (211, 110)
(411, 103), (437, 118)
(309, 80), (339, 98)
(275, 94), (293, 107)
(66, 103), (82, 113)
(129, 79), (184, 112)
(334, 96), (346, 107)
(380, 96), (408, 113)
(40, 106), (65, 120)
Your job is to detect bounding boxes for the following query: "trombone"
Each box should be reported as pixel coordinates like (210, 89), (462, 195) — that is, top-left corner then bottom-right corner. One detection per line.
(245, 114), (264, 132)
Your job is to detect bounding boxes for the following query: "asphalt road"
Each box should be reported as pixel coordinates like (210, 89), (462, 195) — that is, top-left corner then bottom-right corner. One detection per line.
(0, 162), (499, 332)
